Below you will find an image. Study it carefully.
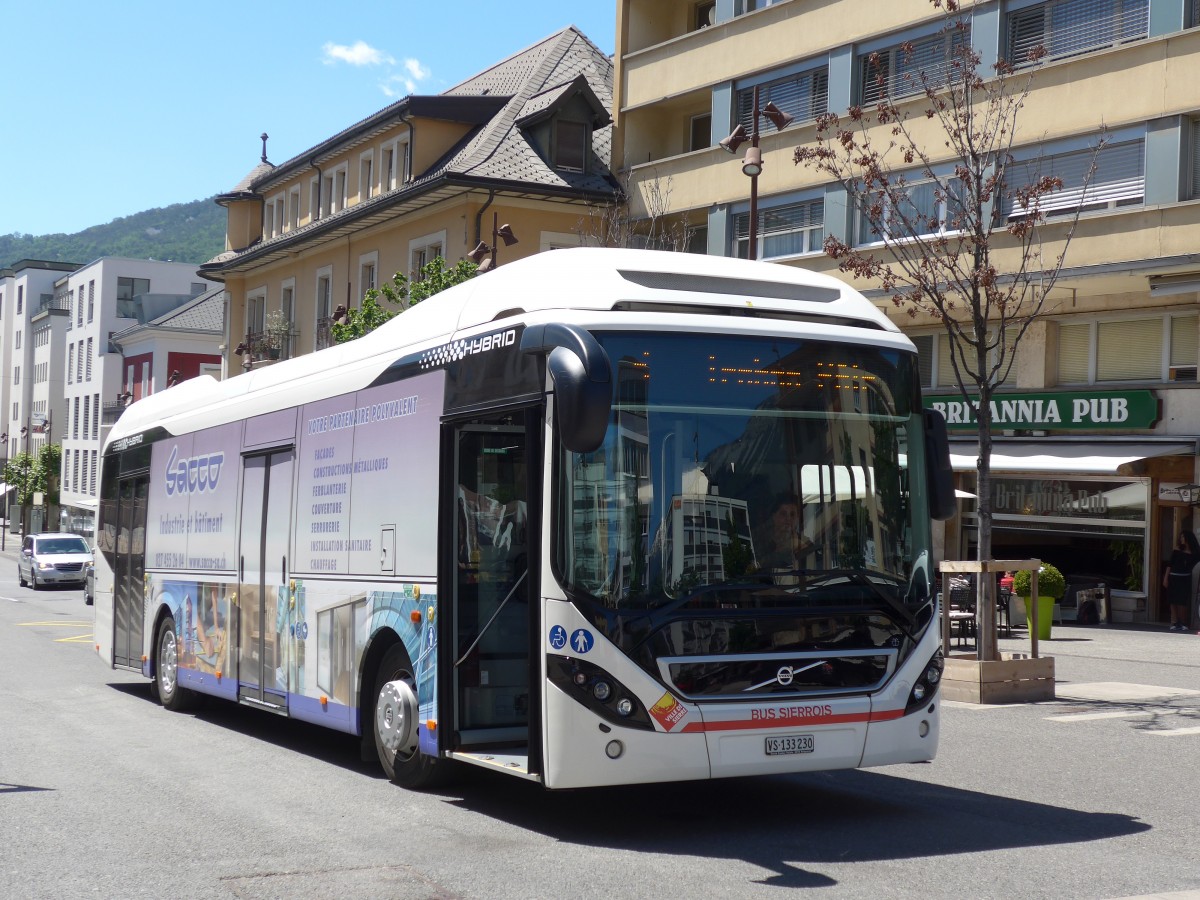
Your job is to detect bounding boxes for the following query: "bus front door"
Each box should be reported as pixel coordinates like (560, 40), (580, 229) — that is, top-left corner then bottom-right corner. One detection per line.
(113, 475), (149, 670)
(237, 449), (294, 708)
(452, 423), (531, 753)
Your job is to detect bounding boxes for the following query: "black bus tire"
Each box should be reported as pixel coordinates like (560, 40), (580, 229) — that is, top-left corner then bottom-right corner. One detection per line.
(155, 615), (197, 712)
(373, 643), (448, 789)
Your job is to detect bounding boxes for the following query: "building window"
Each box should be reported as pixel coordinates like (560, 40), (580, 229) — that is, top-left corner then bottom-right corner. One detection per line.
(86, 337), (93, 380)
(77, 341), (84, 382)
(914, 332), (1019, 389)
(87, 280), (94, 321)
(409, 232), (446, 277)
(1057, 314), (1197, 383)
(856, 176), (966, 245)
(315, 269), (334, 351)
(117, 277), (150, 300)
(1007, 0), (1148, 67)
(73, 450), (80, 490)
(553, 120), (589, 172)
(92, 395), (99, 440)
(68, 345), (74, 383)
(859, 25), (970, 104)
(311, 177), (322, 221)
(360, 151), (374, 201)
(289, 187), (301, 230)
(737, 66), (827, 133)
(83, 396), (90, 441)
(692, 1), (716, 30)
(690, 114), (712, 152)
(14, 330), (20, 350)
(1002, 136), (1145, 219)
(16, 285), (22, 314)
(73, 397), (80, 439)
(734, 198), (825, 259)
(359, 253), (378, 302)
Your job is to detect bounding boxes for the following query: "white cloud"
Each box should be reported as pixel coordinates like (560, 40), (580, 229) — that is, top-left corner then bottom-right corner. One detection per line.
(322, 40), (394, 67)
(378, 58), (432, 97)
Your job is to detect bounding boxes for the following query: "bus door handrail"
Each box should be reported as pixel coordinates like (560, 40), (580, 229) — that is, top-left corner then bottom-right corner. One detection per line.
(454, 569), (528, 668)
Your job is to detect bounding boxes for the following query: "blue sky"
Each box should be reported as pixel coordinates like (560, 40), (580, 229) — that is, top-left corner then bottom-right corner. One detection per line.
(0, 1), (615, 237)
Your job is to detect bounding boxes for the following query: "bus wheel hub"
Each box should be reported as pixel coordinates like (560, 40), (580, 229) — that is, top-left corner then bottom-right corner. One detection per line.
(376, 679), (418, 756)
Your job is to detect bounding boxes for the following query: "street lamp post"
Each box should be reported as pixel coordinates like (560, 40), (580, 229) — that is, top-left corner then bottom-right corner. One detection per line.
(20, 423), (30, 538)
(720, 85), (793, 261)
(1, 432), (8, 551)
(468, 212), (519, 273)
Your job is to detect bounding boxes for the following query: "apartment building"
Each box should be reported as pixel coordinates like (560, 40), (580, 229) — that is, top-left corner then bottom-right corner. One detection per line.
(615, 0), (1200, 622)
(55, 258), (216, 536)
(0, 259), (80, 458)
(200, 26), (619, 370)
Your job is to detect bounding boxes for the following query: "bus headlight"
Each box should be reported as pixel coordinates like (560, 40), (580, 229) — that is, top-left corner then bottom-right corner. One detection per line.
(592, 681), (612, 702)
(547, 657), (654, 730)
(616, 698), (634, 717)
(905, 649), (944, 714)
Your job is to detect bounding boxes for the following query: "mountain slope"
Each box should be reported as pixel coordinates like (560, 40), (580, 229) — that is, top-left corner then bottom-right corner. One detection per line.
(1, 198), (225, 268)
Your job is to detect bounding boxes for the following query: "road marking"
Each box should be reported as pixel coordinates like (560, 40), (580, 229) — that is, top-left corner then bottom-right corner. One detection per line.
(55, 633), (94, 643)
(1055, 682), (1200, 703)
(1048, 709), (1182, 722)
(17, 621), (91, 628)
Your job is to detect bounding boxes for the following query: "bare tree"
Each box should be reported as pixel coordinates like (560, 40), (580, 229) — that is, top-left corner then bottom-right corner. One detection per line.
(793, 0), (1101, 568)
(578, 170), (697, 251)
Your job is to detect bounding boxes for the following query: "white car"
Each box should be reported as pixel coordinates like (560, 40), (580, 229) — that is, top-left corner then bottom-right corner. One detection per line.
(17, 533), (93, 591)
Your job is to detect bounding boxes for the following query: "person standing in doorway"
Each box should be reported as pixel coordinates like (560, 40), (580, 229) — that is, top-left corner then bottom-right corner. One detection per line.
(1163, 529), (1199, 632)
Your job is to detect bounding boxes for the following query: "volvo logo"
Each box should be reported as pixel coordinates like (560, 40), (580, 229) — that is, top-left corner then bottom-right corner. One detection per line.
(776, 666), (795, 686)
(744, 659), (829, 693)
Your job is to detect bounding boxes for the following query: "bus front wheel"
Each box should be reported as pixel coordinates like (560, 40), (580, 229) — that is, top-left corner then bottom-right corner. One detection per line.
(373, 643), (445, 788)
(155, 616), (196, 712)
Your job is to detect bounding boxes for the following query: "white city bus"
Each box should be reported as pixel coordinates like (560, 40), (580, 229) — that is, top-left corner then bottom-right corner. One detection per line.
(92, 247), (955, 790)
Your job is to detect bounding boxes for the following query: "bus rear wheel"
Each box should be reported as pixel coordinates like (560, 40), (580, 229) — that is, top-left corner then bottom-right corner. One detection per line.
(155, 615), (197, 712)
(373, 643), (446, 789)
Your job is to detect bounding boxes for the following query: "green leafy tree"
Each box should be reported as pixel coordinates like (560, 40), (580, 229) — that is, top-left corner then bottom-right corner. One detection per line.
(333, 256), (478, 343)
(6, 444), (61, 530)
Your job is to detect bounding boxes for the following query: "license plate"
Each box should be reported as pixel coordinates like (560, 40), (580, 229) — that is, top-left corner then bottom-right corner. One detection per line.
(765, 734), (814, 755)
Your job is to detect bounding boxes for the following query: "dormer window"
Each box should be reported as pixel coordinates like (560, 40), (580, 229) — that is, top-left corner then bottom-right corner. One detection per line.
(553, 120), (588, 172)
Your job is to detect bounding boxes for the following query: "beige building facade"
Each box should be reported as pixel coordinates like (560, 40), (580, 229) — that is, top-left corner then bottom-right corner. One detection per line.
(201, 27), (618, 371)
(616, 0), (1200, 624)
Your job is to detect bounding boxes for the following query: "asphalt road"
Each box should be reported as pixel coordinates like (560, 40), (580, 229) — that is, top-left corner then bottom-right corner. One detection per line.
(2, 550), (1199, 899)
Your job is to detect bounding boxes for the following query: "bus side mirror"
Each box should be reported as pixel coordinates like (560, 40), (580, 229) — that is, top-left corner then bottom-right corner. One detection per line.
(923, 408), (957, 521)
(521, 324), (612, 453)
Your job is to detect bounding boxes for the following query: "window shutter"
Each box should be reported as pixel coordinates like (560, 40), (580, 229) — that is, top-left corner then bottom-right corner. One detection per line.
(1192, 120), (1200, 198)
(1170, 314), (1198, 367)
(936, 333), (957, 387)
(1096, 318), (1161, 381)
(1057, 322), (1091, 383)
(1008, 0), (1148, 64)
(912, 336), (934, 387)
(1004, 138), (1144, 216)
(737, 67), (828, 132)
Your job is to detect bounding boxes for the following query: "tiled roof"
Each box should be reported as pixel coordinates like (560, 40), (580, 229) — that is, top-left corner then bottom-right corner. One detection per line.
(206, 26), (618, 274)
(147, 287), (224, 332)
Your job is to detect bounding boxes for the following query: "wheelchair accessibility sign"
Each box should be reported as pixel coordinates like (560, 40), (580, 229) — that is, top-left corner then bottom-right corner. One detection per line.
(548, 625), (567, 650)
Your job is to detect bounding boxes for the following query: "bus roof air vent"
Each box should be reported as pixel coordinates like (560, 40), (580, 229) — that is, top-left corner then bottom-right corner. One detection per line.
(608, 300), (886, 331)
(618, 270), (841, 303)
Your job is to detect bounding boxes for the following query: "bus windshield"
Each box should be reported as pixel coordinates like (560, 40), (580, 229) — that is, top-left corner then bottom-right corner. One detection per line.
(556, 331), (933, 618)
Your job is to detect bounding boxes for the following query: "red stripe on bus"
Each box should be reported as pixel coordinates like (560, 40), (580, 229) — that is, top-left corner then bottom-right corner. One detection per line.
(678, 707), (905, 733)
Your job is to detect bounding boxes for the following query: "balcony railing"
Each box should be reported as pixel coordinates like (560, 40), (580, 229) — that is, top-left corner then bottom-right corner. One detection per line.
(102, 401), (126, 425)
(315, 317), (334, 351)
(243, 328), (298, 362)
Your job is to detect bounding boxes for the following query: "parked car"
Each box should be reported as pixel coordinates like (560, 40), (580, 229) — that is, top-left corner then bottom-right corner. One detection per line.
(17, 533), (93, 591)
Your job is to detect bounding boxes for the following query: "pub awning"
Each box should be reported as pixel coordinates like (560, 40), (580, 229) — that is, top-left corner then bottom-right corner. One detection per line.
(947, 440), (1196, 475)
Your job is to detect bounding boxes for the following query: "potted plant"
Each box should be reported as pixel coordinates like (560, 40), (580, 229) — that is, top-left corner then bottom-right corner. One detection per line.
(1012, 563), (1066, 640)
(264, 310), (292, 360)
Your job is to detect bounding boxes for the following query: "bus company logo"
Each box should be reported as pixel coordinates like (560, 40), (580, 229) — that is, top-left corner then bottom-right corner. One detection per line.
(418, 328), (516, 370)
(111, 433), (144, 453)
(649, 692), (688, 731)
(164, 446), (225, 496)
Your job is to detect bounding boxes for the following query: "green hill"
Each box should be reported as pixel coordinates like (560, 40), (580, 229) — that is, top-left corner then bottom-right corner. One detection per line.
(0, 198), (225, 269)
